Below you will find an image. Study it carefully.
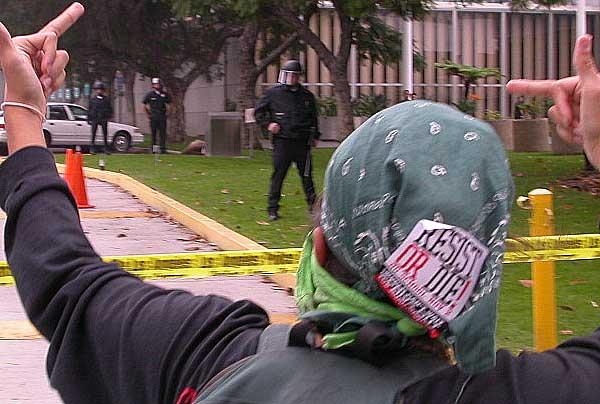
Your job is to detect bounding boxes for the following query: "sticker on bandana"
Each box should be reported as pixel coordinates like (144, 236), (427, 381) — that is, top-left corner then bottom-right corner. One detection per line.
(375, 220), (489, 332)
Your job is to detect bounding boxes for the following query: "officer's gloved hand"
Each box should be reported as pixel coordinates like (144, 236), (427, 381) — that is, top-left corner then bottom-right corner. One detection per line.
(267, 122), (280, 134)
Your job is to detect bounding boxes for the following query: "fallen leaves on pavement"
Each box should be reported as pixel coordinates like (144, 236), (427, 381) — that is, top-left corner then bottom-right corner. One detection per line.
(519, 280), (533, 288)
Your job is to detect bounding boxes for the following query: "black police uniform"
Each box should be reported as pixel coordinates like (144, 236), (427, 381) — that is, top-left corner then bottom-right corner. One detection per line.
(143, 89), (172, 153)
(255, 83), (320, 217)
(88, 94), (113, 152)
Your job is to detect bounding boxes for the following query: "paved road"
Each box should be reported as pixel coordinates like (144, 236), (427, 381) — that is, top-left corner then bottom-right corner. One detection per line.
(0, 178), (297, 403)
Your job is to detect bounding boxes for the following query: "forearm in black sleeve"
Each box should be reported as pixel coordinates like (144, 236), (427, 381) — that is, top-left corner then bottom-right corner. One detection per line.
(254, 92), (272, 130)
(1, 147), (269, 404)
(408, 329), (600, 403)
(311, 95), (320, 139)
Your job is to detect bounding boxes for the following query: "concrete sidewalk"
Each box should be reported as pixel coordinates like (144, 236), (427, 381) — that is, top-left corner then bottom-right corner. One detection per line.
(0, 178), (297, 403)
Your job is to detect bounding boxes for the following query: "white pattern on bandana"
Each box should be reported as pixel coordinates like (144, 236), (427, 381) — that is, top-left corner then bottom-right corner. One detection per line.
(353, 230), (385, 269)
(464, 114), (476, 121)
(470, 173), (480, 191)
(429, 121), (442, 135)
(493, 189), (509, 201)
(352, 193), (395, 219)
(394, 159), (406, 173)
(470, 216), (510, 305)
(358, 168), (366, 181)
(385, 130), (398, 144)
(464, 132), (480, 141)
(430, 165), (447, 176)
(341, 157), (353, 176)
(414, 102), (432, 108)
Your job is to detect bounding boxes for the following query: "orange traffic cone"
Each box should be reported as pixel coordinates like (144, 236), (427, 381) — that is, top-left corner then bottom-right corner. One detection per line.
(64, 148), (75, 185)
(65, 151), (94, 209)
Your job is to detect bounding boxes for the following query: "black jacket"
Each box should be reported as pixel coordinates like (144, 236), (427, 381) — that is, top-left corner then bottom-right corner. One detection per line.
(143, 90), (171, 120)
(254, 84), (319, 141)
(88, 94), (113, 122)
(3, 147), (600, 403)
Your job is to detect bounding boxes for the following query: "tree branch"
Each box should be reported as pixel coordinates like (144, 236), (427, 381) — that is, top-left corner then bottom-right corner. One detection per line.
(271, 6), (336, 69)
(256, 31), (299, 74)
(331, 0), (353, 66)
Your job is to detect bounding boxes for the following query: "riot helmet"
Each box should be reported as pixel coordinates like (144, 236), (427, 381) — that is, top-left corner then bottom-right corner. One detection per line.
(278, 60), (303, 86)
(151, 77), (162, 90)
(92, 80), (106, 90)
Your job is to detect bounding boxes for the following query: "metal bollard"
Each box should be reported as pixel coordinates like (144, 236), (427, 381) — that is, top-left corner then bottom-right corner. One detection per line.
(528, 188), (557, 351)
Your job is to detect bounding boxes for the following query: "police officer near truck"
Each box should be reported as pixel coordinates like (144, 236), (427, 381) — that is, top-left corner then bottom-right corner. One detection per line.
(88, 80), (113, 154)
(143, 77), (171, 154)
(254, 60), (320, 221)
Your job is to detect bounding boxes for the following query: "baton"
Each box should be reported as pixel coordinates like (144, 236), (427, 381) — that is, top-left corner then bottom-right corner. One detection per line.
(304, 131), (313, 178)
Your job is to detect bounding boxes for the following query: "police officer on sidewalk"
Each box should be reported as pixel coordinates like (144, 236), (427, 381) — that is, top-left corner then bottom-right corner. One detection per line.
(88, 80), (112, 154)
(255, 60), (320, 221)
(143, 77), (171, 154)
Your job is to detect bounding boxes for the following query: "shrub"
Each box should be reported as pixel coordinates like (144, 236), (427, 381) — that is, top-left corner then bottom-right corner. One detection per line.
(351, 94), (388, 117)
(316, 96), (338, 117)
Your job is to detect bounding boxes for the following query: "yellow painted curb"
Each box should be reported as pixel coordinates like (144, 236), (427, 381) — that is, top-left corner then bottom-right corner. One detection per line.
(0, 320), (41, 340)
(78, 210), (159, 219)
(57, 163), (265, 251)
(56, 163), (298, 292)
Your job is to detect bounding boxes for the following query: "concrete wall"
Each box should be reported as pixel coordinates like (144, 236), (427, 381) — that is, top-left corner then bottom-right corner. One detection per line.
(133, 71), (226, 137)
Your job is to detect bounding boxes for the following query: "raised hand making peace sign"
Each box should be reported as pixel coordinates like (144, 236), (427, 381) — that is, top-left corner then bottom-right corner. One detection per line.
(507, 35), (600, 169)
(0, 2), (84, 153)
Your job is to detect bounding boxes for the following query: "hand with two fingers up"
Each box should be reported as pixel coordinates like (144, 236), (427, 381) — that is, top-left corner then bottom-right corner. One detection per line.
(0, 2), (84, 154)
(507, 35), (600, 169)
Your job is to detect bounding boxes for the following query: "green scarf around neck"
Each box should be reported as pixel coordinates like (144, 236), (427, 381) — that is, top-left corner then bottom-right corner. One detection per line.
(295, 232), (426, 349)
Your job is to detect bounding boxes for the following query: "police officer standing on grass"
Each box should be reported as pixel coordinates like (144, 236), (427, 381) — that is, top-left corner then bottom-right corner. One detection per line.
(254, 60), (320, 221)
(143, 77), (171, 154)
(88, 81), (112, 154)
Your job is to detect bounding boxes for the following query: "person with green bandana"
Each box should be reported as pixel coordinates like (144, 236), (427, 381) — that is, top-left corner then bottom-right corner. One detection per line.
(3, 6), (600, 401)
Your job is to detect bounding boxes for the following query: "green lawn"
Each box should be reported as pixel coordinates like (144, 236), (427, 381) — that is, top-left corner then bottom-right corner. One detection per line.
(64, 150), (600, 352)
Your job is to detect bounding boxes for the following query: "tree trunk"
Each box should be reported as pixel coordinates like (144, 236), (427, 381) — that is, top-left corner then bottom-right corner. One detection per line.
(124, 66), (137, 127)
(333, 67), (354, 138)
(238, 23), (259, 112)
(239, 68), (262, 150)
(166, 79), (187, 143)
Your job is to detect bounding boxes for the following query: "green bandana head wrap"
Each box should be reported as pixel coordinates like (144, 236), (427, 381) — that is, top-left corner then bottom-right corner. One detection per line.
(315, 101), (513, 373)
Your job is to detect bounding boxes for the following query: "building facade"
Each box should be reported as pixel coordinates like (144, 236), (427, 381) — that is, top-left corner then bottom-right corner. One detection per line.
(257, 1), (600, 119)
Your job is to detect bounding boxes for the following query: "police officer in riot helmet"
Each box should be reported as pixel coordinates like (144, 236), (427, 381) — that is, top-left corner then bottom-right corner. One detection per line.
(88, 80), (113, 154)
(143, 77), (172, 154)
(254, 60), (320, 221)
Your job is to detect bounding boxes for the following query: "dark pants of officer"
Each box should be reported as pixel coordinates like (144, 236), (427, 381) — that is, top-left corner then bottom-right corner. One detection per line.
(268, 137), (316, 214)
(151, 117), (167, 153)
(91, 120), (109, 151)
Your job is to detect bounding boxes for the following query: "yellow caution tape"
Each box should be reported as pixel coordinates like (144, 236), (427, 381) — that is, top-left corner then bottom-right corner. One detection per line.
(0, 249), (303, 286)
(504, 234), (600, 263)
(3, 234), (600, 286)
